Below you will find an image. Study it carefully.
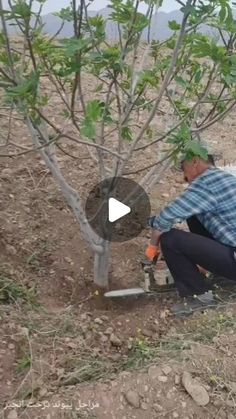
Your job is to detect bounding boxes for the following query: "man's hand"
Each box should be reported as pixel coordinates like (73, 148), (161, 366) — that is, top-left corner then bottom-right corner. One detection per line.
(150, 229), (162, 246)
(146, 216), (163, 260)
(145, 244), (160, 261)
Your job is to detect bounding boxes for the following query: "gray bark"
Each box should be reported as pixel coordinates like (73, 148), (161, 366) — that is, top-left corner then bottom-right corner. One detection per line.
(94, 240), (110, 288)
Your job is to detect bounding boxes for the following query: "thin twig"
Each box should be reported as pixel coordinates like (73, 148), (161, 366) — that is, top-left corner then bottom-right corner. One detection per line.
(192, 100), (236, 132)
(35, 108), (126, 160)
(124, 149), (177, 175)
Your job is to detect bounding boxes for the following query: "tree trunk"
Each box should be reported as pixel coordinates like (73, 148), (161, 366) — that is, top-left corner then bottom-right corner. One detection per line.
(94, 240), (110, 288)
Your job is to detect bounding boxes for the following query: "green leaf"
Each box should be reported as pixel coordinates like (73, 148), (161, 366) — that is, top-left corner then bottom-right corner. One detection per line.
(10, 2), (31, 19)
(95, 83), (104, 93)
(138, 70), (159, 89)
(173, 101), (191, 117)
(86, 100), (103, 122)
(184, 140), (208, 160)
(60, 38), (91, 57)
(168, 125), (191, 145)
(54, 7), (73, 22)
(175, 76), (190, 89)
(146, 126), (153, 140)
(90, 46), (123, 74)
(81, 118), (96, 140)
(194, 68), (203, 84)
(134, 12), (149, 31)
(180, 4), (195, 15)
(168, 20), (181, 31)
(121, 126), (133, 142)
(219, 3), (233, 25)
(7, 71), (39, 99)
(88, 15), (106, 40)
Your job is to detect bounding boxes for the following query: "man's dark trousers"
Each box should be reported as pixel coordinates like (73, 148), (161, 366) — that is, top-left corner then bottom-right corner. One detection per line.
(160, 216), (236, 297)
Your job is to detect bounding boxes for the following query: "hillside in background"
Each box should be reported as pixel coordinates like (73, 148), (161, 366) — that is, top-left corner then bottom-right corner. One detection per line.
(1, 5), (225, 40)
(41, 8), (184, 40)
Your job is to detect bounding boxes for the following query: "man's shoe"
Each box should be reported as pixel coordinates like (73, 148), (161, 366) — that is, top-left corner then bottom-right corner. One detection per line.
(171, 291), (218, 317)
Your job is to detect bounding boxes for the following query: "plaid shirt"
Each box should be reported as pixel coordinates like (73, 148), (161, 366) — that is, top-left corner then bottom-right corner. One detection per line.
(152, 167), (236, 247)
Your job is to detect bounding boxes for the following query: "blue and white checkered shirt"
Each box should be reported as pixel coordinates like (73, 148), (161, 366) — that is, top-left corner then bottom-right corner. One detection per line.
(152, 167), (236, 247)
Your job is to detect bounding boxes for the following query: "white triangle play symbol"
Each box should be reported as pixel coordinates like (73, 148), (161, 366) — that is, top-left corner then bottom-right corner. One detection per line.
(108, 198), (131, 223)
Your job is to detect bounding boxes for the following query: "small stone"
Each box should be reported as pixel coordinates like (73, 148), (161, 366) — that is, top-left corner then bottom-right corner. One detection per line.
(124, 390), (140, 408)
(175, 374), (181, 385)
(110, 333), (122, 347)
(66, 341), (77, 349)
(226, 400), (235, 408)
(141, 402), (149, 410)
(153, 403), (163, 412)
(167, 391), (172, 399)
(150, 323), (159, 333)
(109, 354), (122, 362)
(142, 329), (153, 338)
(181, 401), (187, 408)
(182, 371), (209, 406)
(57, 368), (65, 376)
(39, 387), (48, 397)
(6, 245), (17, 255)
(158, 376), (168, 383)
(64, 257), (73, 264)
(160, 309), (170, 319)
(104, 327), (113, 335)
(213, 399), (223, 407)
(148, 365), (162, 380)
(229, 382), (236, 393)
(173, 412), (179, 418)
(94, 317), (103, 325)
(162, 193), (169, 198)
(7, 411), (18, 419)
(1, 169), (12, 180)
(8, 343), (15, 350)
(100, 335), (108, 343)
(162, 365), (172, 375)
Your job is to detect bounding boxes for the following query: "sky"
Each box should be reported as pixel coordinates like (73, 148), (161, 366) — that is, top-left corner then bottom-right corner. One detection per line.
(2, 0), (181, 14)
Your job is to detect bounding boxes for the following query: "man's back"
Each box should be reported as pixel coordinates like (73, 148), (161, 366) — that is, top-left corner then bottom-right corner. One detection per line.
(191, 167), (236, 246)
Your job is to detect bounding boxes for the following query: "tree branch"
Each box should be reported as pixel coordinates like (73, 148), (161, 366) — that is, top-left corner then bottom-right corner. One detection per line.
(71, 0), (86, 116)
(118, 0), (192, 175)
(26, 116), (103, 254)
(0, 0), (16, 79)
(35, 108), (125, 160)
(191, 100), (236, 132)
(124, 148), (178, 175)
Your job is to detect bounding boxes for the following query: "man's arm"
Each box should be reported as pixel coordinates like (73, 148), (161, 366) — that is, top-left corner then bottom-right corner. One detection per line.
(145, 180), (216, 261)
(150, 179), (217, 233)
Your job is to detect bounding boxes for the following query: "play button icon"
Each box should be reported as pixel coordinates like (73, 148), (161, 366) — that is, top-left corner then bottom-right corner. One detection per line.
(85, 177), (151, 242)
(108, 198), (131, 223)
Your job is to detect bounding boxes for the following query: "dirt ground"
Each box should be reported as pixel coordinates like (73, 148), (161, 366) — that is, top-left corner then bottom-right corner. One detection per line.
(0, 79), (236, 419)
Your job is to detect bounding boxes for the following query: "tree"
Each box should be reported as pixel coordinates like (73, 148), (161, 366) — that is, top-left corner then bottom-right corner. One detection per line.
(0, 0), (236, 288)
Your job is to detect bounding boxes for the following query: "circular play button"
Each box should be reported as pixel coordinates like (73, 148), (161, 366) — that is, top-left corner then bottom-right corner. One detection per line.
(85, 177), (151, 242)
